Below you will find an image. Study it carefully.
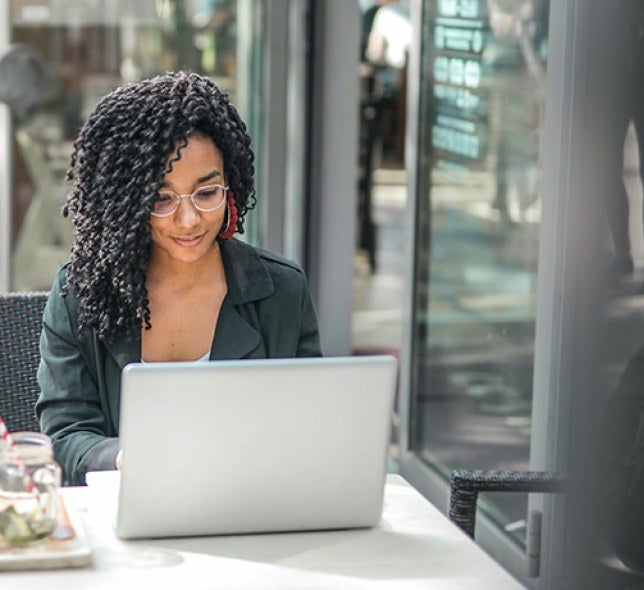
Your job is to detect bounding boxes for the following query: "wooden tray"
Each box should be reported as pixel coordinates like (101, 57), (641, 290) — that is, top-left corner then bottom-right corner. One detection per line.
(0, 495), (91, 570)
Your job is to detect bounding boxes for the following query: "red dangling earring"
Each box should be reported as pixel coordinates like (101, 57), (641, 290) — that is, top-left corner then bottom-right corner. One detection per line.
(219, 191), (238, 239)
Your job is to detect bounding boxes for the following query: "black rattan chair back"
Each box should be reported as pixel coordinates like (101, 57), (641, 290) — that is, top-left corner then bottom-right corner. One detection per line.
(0, 292), (49, 433)
(449, 469), (568, 539)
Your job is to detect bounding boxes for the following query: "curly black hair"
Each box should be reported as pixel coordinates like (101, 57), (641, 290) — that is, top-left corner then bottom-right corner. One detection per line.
(62, 71), (256, 342)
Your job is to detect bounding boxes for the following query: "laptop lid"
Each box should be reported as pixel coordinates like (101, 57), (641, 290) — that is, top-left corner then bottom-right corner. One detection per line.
(116, 355), (397, 539)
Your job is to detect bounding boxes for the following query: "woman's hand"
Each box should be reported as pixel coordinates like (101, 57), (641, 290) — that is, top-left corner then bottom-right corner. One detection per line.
(115, 450), (124, 470)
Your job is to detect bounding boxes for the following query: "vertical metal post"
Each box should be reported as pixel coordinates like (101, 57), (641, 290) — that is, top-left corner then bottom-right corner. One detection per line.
(260, 0), (289, 255)
(235, 0), (251, 121)
(282, 0), (307, 263)
(398, 0), (423, 473)
(235, 0), (261, 246)
(0, 1), (12, 291)
(306, 0), (360, 356)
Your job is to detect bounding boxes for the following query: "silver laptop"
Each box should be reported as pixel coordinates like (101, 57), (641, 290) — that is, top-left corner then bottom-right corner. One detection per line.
(115, 355), (397, 540)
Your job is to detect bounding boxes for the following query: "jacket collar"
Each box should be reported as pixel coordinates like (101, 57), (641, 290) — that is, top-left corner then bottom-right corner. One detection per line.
(105, 239), (273, 368)
(219, 238), (274, 304)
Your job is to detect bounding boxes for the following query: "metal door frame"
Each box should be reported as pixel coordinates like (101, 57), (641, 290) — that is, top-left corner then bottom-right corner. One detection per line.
(397, 0), (588, 586)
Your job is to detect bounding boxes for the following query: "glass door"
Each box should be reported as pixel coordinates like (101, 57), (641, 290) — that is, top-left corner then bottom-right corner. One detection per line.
(408, 0), (549, 547)
(5, 0), (262, 290)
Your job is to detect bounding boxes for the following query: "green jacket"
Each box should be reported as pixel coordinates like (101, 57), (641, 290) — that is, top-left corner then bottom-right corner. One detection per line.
(36, 239), (322, 485)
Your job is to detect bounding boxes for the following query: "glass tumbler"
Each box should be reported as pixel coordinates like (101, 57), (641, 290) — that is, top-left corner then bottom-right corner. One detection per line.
(0, 432), (62, 545)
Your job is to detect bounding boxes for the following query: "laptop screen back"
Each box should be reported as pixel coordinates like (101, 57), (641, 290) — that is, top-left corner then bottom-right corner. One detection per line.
(116, 355), (397, 539)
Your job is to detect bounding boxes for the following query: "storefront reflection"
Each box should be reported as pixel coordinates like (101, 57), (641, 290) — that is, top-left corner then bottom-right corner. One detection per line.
(412, 0), (548, 546)
(8, 0), (242, 290)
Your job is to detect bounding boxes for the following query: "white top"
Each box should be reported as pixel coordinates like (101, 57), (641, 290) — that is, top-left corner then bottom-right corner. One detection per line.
(141, 351), (210, 363)
(3, 475), (525, 589)
(366, 5), (412, 68)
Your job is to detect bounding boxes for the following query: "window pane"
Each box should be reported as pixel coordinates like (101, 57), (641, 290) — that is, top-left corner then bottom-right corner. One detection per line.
(411, 0), (549, 546)
(9, 0), (255, 290)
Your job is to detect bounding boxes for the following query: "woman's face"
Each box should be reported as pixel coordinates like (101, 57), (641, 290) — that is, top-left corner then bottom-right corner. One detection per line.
(149, 135), (227, 266)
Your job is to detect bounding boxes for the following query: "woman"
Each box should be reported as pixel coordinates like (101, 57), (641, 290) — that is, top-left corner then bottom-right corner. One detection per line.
(36, 72), (321, 486)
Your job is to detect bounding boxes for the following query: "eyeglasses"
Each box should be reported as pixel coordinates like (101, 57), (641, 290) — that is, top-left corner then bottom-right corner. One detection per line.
(151, 184), (228, 217)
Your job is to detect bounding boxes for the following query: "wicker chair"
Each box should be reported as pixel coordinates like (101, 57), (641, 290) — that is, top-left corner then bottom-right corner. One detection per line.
(0, 291), (49, 433)
(449, 469), (568, 539)
(449, 469), (644, 585)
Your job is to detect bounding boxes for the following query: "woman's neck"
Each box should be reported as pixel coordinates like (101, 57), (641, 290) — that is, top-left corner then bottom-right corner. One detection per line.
(146, 243), (225, 291)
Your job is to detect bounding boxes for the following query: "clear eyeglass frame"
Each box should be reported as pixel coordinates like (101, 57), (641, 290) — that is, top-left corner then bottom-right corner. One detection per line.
(151, 184), (229, 217)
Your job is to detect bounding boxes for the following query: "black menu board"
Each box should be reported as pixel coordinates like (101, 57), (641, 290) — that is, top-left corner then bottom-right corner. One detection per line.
(431, 0), (489, 166)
